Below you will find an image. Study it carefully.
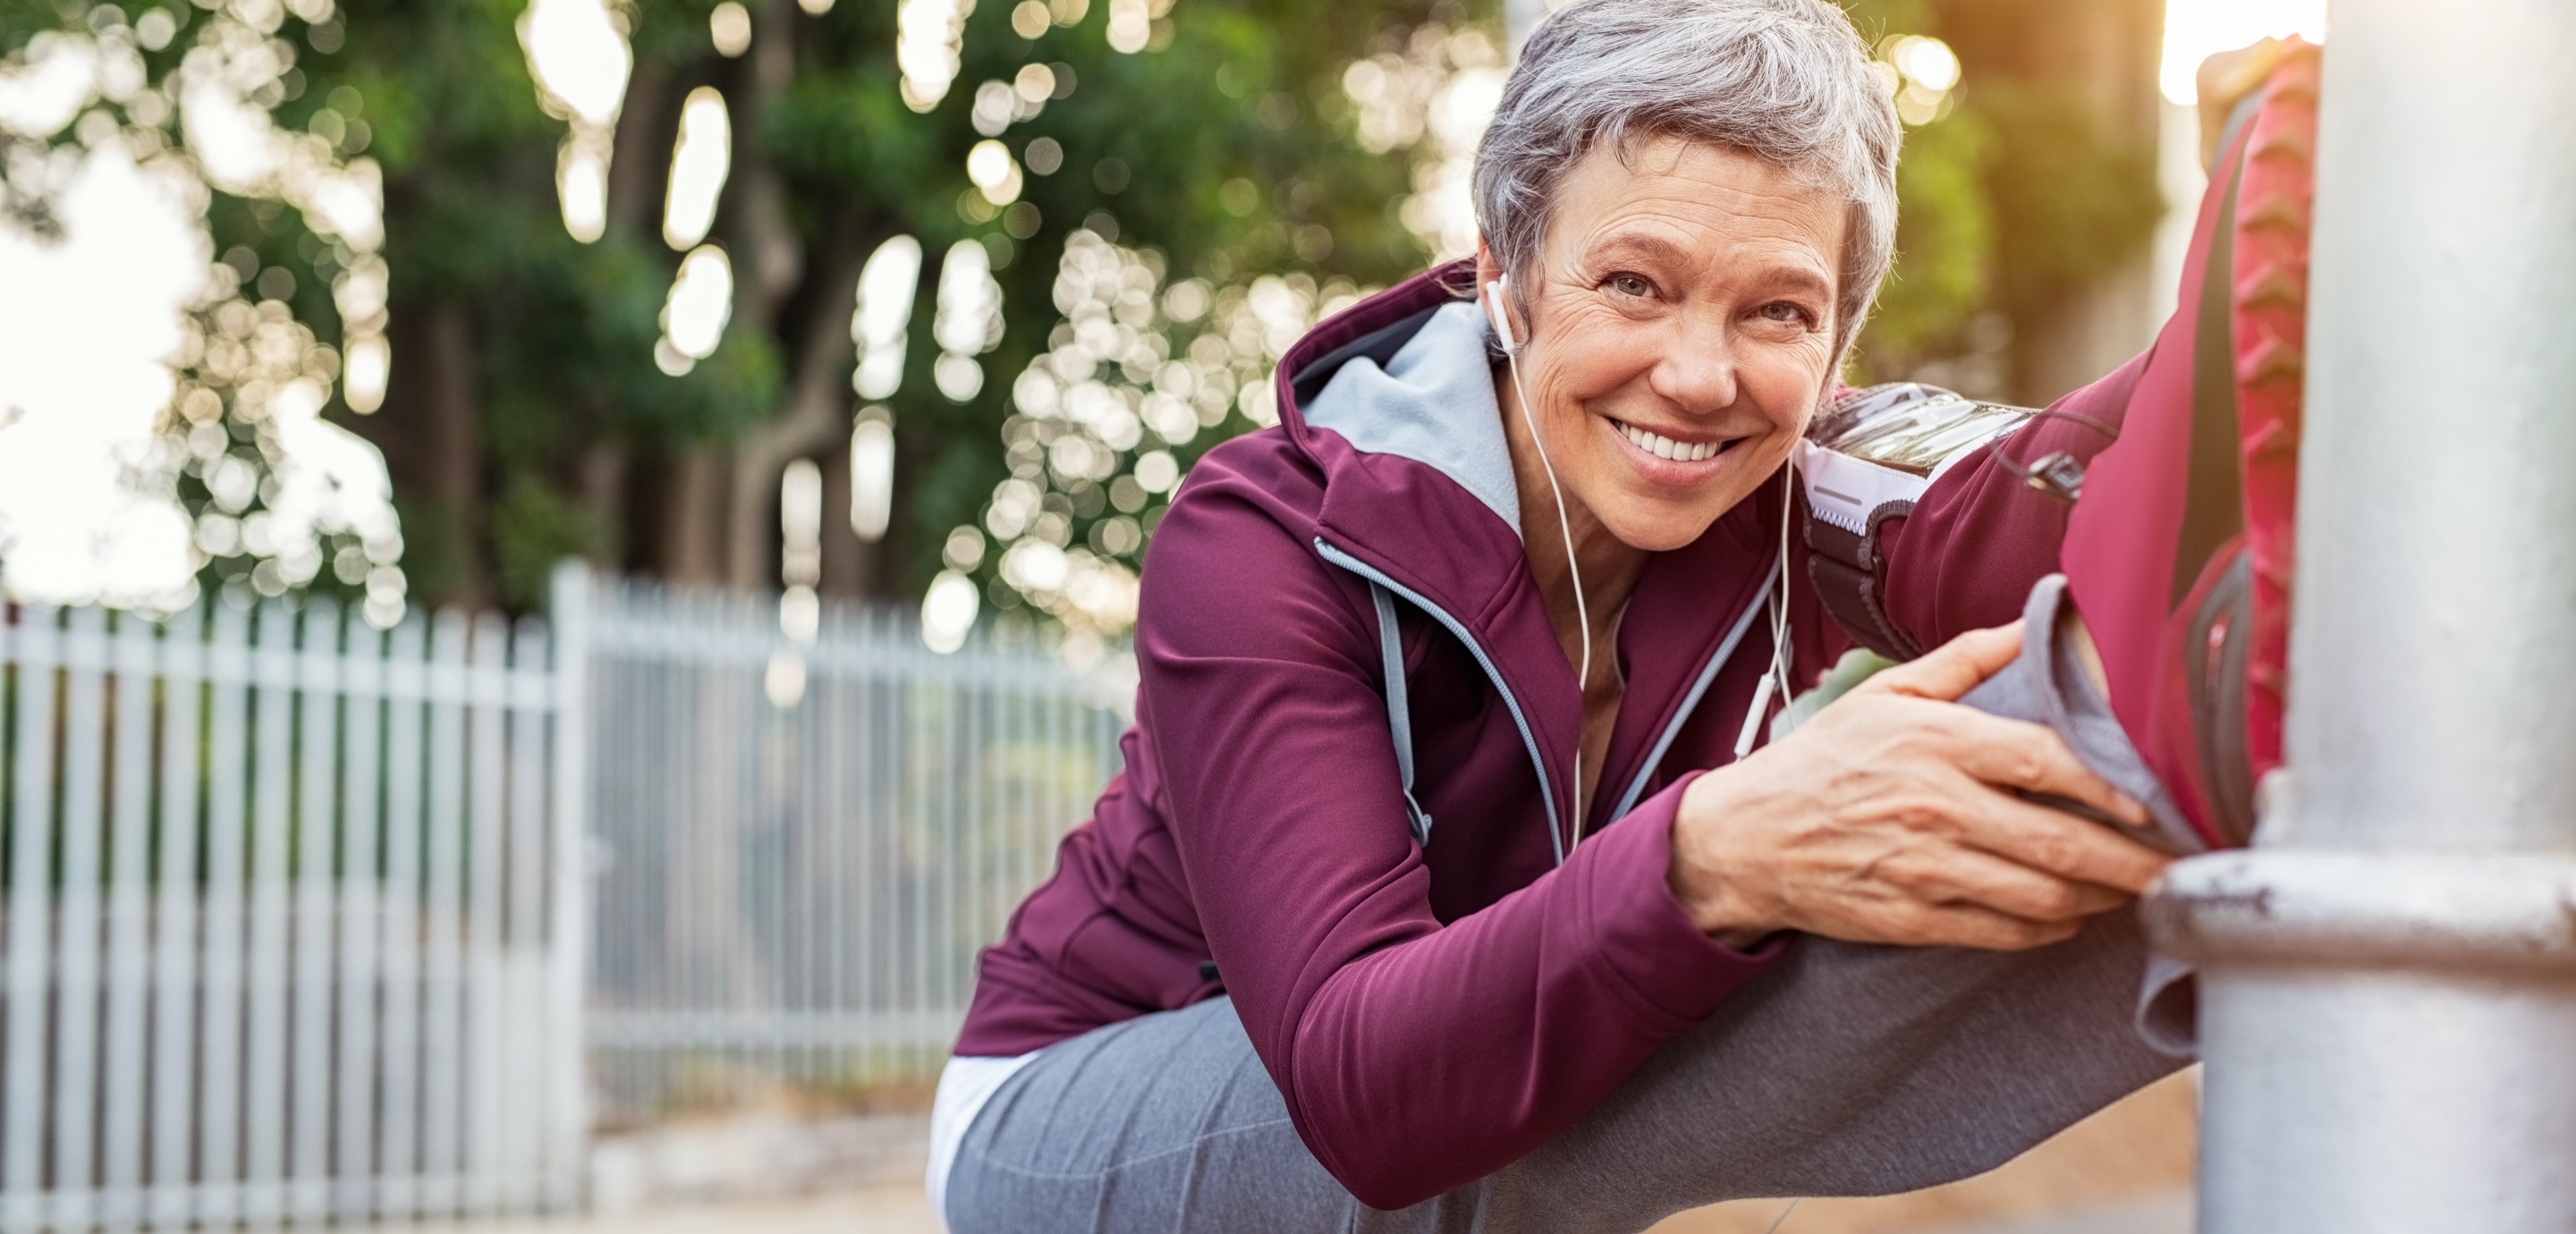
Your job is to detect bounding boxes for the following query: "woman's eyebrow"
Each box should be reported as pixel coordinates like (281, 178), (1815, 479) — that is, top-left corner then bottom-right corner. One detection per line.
(1586, 233), (1695, 268)
(1759, 266), (1835, 300)
(1586, 232), (1835, 300)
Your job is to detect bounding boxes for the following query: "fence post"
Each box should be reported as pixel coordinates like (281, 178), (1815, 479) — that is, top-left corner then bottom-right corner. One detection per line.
(545, 561), (595, 1210)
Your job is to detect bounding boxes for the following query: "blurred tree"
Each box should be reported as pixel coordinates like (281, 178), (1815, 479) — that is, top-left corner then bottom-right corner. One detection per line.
(291, 0), (1445, 613)
(1839, 0), (2001, 391)
(1840, 0), (2166, 404)
(1928, 0), (2165, 402)
(0, 0), (410, 619)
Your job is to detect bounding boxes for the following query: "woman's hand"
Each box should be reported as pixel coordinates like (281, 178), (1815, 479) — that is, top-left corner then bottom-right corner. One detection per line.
(1669, 622), (2173, 951)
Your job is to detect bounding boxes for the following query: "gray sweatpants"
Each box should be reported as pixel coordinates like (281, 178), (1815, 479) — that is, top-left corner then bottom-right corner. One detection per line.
(948, 578), (2192, 1234)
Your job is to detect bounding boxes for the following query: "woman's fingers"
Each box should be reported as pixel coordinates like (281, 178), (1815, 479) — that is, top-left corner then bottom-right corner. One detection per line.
(1880, 901), (2083, 953)
(1935, 707), (2150, 828)
(1942, 779), (2172, 894)
(1885, 846), (2132, 923)
(1672, 620), (2175, 947)
(1865, 621), (2024, 703)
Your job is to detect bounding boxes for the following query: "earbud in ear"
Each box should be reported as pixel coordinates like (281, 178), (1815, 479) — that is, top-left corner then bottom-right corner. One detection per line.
(1483, 278), (1518, 356)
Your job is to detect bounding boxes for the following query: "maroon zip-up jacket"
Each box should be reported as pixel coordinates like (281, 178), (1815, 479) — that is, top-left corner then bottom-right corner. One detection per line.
(955, 261), (2152, 1208)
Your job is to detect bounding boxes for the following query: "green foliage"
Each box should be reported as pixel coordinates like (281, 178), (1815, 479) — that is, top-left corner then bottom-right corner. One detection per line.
(1835, 0), (2000, 385)
(1973, 80), (2162, 319)
(490, 472), (611, 608)
(1852, 102), (1996, 380)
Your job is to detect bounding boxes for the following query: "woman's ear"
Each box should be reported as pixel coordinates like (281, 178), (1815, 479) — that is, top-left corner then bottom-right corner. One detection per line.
(1473, 239), (1527, 352)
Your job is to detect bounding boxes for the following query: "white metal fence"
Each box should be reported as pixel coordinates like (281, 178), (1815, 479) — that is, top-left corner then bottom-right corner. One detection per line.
(0, 566), (1126, 1226)
(0, 585), (587, 1232)
(582, 578), (1127, 1122)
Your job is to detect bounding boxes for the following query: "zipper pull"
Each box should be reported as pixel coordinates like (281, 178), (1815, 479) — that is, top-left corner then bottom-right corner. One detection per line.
(1734, 669), (1778, 761)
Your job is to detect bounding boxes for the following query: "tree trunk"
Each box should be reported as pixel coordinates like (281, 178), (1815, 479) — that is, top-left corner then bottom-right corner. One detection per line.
(421, 307), (485, 608)
(609, 58), (671, 241)
(818, 441), (886, 598)
(719, 292), (863, 589)
(579, 441), (631, 571)
(708, 0), (843, 590)
(658, 449), (728, 585)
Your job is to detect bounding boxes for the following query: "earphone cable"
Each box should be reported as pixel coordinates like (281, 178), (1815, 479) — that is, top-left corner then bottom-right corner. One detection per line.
(1770, 459), (1794, 700)
(1506, 364), (1589, 858)
(1488, 277), (1588, 862)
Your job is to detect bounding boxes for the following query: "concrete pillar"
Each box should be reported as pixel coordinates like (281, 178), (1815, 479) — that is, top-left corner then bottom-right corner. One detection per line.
(2144, 2), (2576, 1230)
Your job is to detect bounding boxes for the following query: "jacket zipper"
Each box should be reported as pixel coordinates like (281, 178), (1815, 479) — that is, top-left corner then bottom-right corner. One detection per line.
(1602, 558), (1777, 824)
(1317, 538), (1775, 861)
(1315, 538), (1569, 865)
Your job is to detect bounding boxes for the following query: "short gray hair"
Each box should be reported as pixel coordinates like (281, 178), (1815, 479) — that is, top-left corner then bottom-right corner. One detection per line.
(1472, 0), (1901, 361)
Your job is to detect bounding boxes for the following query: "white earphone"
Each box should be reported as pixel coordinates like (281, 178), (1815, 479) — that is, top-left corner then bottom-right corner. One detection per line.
(1481, 271), (1794, 855)
(1485, 275), (1591, 858)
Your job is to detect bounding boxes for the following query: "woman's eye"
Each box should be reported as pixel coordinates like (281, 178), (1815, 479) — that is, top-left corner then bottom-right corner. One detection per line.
(1606, 273), (1654, 299)
(1758, 301), (1817, 327)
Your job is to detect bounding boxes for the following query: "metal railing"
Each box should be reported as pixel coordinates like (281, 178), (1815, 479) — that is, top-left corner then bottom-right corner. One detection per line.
(0, 565), (1125, 1228)
(581, 577), (1126, 1122)
(0, 594), (585, 1231)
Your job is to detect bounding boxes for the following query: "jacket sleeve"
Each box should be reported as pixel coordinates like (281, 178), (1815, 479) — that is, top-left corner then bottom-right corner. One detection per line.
(1137, 454), (1778, 1209)
(1867, 351), (2157, 651)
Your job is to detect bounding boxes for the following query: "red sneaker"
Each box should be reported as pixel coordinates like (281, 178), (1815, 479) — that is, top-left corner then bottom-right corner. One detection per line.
(2061, 43), (2320, 849)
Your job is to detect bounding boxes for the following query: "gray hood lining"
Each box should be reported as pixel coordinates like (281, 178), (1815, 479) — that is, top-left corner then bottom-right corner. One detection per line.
(1298, 300), (1522, 535)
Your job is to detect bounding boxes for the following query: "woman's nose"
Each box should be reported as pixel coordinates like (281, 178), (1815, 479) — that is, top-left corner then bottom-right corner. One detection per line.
(1652, 315), (1740, 416)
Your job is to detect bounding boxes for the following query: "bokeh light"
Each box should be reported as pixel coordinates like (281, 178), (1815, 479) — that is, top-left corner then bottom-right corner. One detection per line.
(1879, 34), (1961, 127)
(1105, 0), (1153, 55)
(1890, 36), (1960, 93)
(0, 143), (205, 610)
(897, 0), (973, 112)
(519, 0), (633, 242)
(1340, 23), (1504, 261)
(519, 0), (630, 129)
(936, 229), (1368, 647)
(556, 139), (610, 242)
(966, 138), (1023, 206)
(920, 569), (980, 655)
(850, 234), (923, 400)
(657, 245), (733, 372)
(709, 3), (753, 58)
(933, 240), (1005, 401)
(662, 87), (732, 249)
(850, 410), (896, 541)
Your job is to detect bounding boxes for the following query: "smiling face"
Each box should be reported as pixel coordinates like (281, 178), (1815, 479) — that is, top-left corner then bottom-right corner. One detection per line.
(1484, 137), (1849, 554)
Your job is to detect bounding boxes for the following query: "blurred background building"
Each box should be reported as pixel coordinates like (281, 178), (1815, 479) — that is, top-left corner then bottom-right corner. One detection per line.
(0, 0), (2326, 1230)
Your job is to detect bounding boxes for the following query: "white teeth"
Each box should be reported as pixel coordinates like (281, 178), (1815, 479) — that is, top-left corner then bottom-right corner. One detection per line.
(1620, 421), (1718, 463)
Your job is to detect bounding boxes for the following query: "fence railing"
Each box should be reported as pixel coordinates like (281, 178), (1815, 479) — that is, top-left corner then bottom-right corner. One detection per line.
(582, 577), (1126, 1123)
(0, 588), (586, 1232)
(0, 565), (1126, 1228)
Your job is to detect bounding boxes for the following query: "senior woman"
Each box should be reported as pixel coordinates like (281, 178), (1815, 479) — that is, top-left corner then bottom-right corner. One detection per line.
(935, 2), (2190, 1230)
